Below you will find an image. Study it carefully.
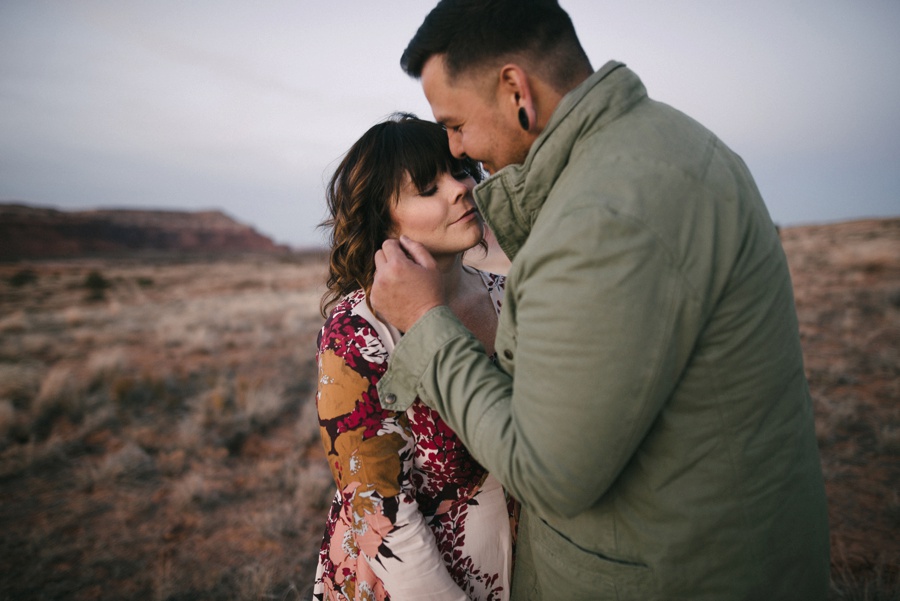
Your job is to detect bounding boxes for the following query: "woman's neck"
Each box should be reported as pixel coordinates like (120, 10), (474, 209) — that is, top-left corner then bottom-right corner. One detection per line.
(433, 252), (468, 304)
(437, 251), (498, 357)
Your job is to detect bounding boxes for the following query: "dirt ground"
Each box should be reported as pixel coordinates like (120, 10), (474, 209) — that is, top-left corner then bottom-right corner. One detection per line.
(0, 218), (898, 600)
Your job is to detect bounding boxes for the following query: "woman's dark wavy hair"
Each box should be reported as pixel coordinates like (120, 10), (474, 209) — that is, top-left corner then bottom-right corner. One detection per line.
(319, 113), (483, 317)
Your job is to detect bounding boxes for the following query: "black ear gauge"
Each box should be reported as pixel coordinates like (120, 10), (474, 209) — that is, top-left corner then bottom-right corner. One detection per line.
(518, 107), (530, 131)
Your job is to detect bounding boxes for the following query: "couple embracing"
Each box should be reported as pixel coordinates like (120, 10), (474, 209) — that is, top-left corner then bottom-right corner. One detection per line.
(312, 2), (829, 600)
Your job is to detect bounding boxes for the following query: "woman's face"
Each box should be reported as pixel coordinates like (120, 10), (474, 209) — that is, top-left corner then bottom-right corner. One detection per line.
(389, 169), (484, 259)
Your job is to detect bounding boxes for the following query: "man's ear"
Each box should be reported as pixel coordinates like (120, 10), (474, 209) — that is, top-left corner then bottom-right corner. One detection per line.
(499, 64), (534, 131)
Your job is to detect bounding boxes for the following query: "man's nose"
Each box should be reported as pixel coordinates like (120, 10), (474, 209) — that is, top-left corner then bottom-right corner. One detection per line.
(447, 130), (465, 159)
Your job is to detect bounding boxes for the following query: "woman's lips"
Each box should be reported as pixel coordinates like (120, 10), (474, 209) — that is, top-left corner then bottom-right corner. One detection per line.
(454, 208), (478, 224)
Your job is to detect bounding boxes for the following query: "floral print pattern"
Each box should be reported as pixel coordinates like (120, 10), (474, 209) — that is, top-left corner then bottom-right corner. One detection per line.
(313, 270), (513, 600)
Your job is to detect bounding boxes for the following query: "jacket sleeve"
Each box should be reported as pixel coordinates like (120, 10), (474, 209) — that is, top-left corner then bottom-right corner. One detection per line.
(378, 206), (700, 519)
(318, 311), (467, 599)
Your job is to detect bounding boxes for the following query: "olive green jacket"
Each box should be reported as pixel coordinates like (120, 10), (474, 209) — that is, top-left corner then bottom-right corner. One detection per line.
(378, 61), (829, 600)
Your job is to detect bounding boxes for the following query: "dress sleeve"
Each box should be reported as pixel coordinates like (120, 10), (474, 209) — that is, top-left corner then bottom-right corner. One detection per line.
(317, 307), (467, 600)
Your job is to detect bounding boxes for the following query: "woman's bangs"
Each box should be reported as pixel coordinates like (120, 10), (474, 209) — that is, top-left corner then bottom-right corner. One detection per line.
(397, 123), (457, 193)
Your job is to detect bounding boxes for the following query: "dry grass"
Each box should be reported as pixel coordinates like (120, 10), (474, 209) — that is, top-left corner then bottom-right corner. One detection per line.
(781, 219), (900, 600)
(0, 252), (329, 600)
(0, 220), (898, 599)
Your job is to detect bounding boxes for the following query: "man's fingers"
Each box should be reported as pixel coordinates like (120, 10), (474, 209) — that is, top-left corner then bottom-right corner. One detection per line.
(374, 239), (416, 291)
(371, 237), (444, 332)
(399, 235), (436, 268)
(380, 238), (410, 263)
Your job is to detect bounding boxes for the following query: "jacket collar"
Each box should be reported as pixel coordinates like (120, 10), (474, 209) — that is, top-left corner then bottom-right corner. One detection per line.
(474, 60), (646, 260)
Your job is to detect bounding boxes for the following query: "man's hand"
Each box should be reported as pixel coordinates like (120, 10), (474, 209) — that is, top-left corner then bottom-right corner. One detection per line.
(371, 236), (445, 332)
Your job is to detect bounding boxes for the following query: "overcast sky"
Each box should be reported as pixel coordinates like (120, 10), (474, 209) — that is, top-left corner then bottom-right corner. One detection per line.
(1, 1), (898, 248)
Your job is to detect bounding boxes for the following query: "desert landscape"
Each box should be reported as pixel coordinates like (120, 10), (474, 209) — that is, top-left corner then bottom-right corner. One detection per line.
(0, 217), (898, 600)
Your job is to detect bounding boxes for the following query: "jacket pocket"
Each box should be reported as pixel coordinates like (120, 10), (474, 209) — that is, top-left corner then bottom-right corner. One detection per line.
(527, 513), (656, 600)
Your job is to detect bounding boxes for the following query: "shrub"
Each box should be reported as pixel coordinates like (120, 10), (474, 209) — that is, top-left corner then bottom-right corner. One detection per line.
(100, 442), (155, 482)
(0, 363), (43, 407)
(830, 562), (900, 601)
(8, 269), (38, 287)
(877, 425), (900, 455)
(31, 363), (84, 438)
(84, 270), (111, 301)
(85, 347), (129, 391)
(242, 383), (285, 428)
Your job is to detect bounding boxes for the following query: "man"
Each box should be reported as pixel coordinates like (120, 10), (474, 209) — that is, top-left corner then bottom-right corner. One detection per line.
(370, 1), (830, 599)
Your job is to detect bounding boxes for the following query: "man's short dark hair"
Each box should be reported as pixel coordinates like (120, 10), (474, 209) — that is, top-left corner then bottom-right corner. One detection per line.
(401, 0), (591, 91)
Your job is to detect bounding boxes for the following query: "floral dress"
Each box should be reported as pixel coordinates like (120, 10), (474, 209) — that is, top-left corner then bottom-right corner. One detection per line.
(313, 268), (515, 601)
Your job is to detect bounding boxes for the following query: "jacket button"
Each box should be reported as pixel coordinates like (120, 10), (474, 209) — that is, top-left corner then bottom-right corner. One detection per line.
(383, 393), (397, 405)
(503, 349), (514, 360)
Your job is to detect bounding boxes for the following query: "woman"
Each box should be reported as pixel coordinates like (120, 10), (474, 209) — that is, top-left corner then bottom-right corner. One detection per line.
(313, 114), (515, 601)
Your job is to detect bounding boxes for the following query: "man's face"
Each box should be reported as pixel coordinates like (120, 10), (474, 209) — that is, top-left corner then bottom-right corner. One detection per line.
(421, 55), (530, 175)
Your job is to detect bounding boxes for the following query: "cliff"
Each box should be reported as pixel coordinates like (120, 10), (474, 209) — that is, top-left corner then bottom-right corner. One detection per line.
(0, 203), (286, 260)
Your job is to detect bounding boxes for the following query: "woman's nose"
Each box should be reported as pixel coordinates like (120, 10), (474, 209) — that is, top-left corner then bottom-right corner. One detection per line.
(449, 176), (470, 203)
